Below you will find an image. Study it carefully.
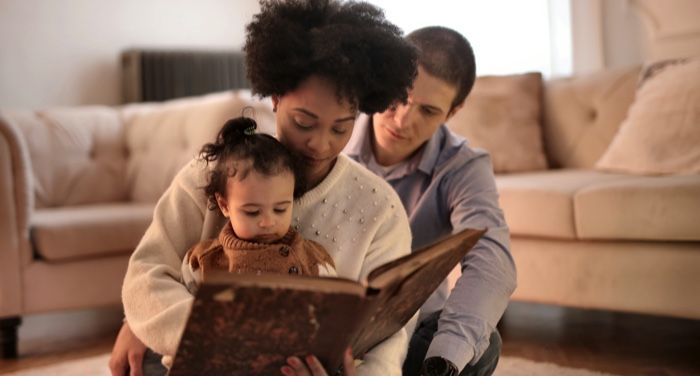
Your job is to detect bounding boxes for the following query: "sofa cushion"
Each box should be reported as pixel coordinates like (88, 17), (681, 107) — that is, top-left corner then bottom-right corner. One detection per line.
(3, 107), (128, 208)
(31, 203), (154, 261)
(575, 174), (700, 241)
(496, 170), (629, 239)
(542, 66), (640, 169)
(122, 90), (275, 203)
(447, 72), (547, 173)
(596, 58), (700, 175)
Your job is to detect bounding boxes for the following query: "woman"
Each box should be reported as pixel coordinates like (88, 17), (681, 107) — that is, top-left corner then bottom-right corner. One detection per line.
(109, 1), (417, 375)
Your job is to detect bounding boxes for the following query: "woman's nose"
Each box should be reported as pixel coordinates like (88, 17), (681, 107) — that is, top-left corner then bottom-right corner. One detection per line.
(306, 132), (330, 155)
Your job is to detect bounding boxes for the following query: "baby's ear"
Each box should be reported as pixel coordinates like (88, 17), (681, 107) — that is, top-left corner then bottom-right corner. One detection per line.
(215, 193), (230, 217)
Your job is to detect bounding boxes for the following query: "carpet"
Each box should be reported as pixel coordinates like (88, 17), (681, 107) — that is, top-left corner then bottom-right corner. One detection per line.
(3, 354), (618, 376)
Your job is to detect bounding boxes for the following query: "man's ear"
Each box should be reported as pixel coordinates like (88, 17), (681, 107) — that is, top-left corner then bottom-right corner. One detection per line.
(271, 96), (279, 112)
(215, 193), (230, 218)
(445, 100), (466, 122)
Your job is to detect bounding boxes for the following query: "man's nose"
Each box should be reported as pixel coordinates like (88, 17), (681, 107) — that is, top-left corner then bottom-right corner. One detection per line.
(393, 104), (412, 129)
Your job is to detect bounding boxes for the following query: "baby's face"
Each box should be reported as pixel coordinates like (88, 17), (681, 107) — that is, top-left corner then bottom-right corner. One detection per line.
(219, 170), (295, 243)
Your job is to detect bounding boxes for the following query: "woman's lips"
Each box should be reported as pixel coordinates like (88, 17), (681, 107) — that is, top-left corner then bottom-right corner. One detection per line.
(303, 155), (329, 167)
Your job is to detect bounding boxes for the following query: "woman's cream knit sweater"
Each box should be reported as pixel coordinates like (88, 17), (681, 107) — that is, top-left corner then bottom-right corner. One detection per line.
(122, 154), (413, 375)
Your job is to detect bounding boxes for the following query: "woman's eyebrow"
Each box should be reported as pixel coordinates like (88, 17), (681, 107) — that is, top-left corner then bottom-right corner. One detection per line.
(293, 108), (355, 124)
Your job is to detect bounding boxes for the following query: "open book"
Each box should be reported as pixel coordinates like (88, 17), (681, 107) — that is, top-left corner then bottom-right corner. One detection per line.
(169, 227), (485, 375)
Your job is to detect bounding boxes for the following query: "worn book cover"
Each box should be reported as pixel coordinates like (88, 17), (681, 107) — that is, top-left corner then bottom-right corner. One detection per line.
(169, 227), (485, 376)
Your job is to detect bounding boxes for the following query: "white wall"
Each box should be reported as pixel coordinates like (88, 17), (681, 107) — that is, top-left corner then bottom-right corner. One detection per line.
(0, 0), (259, 108)
(2, 0), (696, 108)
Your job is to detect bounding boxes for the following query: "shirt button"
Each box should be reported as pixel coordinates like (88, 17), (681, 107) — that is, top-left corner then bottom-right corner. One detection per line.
(288, 266), (299, 274)
(279, 246), (290, 257)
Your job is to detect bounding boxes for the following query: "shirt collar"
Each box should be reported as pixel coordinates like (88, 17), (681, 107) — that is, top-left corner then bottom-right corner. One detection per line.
(344, 113), (372, 162)
(344, 114), (444, 177)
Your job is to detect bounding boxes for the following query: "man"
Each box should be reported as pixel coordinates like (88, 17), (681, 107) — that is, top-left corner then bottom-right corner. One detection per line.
(344, 26), (516, 376)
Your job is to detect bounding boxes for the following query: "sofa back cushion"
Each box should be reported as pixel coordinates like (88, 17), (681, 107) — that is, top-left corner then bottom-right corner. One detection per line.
(542, 66), (640, 169)
(447, 72), (547, 173)
(122, 91), (275, 203)
(3, 107), (128, 208)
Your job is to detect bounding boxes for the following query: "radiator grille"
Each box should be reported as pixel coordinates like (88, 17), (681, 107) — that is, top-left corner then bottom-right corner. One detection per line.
(121, 49), (249, 103)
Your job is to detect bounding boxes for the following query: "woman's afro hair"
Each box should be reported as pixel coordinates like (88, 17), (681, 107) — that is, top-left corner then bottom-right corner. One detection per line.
(244, 0), (417, 114)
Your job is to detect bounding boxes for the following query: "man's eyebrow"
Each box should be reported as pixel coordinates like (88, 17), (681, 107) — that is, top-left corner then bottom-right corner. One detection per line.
(293, 108), (356, 123)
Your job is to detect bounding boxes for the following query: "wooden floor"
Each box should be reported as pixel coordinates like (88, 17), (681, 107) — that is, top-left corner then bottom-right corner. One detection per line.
(500, 302), (700, 376)
(1, 302), (699, 375)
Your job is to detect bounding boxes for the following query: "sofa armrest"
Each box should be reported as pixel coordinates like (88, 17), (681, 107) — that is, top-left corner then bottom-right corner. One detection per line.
(0, 115), (33, 317)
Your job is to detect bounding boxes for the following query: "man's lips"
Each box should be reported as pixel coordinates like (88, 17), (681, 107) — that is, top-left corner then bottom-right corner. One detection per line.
(384, 126), (407, 140)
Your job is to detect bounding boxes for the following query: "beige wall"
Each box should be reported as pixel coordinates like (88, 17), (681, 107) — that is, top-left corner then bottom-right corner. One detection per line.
(0, 0), (259, 108)
(571, 0), (700, 75)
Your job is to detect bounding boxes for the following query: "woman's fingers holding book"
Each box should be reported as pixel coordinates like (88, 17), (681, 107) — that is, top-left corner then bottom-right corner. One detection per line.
(281, 355), (328, 376)
(343, 347), (358, 376)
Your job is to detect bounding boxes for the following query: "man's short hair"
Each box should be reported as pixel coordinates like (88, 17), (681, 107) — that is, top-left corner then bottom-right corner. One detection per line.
(406, 26), (476, 112)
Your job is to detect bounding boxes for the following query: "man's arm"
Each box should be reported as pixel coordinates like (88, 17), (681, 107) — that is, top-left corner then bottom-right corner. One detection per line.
(426, 153), (516, 371)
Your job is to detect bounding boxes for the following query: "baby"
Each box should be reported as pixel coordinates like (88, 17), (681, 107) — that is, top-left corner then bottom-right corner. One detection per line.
(181, 116), (335, 292)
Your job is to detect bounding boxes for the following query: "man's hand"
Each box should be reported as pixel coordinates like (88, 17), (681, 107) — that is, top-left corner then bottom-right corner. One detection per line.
(281, 347), (356, 376)
(109, 322), (147, 376)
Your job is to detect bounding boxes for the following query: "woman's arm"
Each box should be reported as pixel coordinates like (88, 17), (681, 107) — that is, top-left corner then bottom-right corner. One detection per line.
(122, 160), (214, 357)
(109, 322), (147, 376)
(355, 199), (414, 375)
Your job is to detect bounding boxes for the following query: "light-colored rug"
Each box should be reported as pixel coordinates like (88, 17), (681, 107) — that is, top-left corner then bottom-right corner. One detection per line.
(3, 354), (618, 376)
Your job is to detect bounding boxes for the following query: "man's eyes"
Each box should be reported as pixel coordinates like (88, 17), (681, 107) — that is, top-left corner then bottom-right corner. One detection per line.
(273, 207), (288, 213)
(420, 107), (438, 116)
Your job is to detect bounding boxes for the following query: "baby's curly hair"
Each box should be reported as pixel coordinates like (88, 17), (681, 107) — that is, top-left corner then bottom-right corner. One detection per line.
(244, 0), (417, 114)
(200, 117), (306, 211)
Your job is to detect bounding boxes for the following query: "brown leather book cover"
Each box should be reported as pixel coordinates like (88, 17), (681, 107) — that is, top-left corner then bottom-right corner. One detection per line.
(168, 227), (485, 375)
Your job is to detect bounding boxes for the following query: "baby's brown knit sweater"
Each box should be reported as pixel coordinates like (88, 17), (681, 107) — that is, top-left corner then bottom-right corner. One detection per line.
(182, 223), (336, 289)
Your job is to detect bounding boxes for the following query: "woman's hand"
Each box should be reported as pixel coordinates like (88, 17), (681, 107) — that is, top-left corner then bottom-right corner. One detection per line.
(109, 322), (147, 376)
(281, 347), (356, 376)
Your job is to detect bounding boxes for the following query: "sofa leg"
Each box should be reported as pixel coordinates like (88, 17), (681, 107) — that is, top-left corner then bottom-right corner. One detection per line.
(0, 316), (21, 359)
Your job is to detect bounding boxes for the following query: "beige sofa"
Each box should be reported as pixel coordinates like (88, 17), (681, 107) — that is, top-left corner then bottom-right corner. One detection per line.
(0, 91), (275, 357)
(444, 64), (699, 321)
(486, 66), (700, 320)
(1, 66), (698, 358)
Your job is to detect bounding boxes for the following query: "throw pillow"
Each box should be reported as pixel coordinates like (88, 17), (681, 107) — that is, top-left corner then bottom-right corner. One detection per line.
(446, 72), (548, 173)
(595, 58), (700, 175)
